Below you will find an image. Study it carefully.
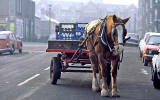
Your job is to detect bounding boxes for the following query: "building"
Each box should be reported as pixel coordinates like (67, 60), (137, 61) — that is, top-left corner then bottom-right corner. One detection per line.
(34, 16), (41, 40)
(138, 0), (160, 38)
(0, 0), (35, 41)
(38, 20), (56, 42)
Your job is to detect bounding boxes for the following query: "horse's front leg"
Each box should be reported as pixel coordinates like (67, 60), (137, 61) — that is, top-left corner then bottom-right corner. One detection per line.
(89, 53), (100, 92)
(111, 59), (120, 97)
(98, 54), (110, 97)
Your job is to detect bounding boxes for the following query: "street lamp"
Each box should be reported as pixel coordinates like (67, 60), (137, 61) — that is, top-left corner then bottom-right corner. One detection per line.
(49, 4), (52, 35)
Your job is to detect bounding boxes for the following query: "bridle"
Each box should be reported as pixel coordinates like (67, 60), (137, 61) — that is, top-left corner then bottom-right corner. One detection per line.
(97, 17), (127, 53)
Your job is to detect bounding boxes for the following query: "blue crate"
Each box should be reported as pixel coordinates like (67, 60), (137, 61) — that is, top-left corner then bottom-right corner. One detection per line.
(56, 23), (87, 40)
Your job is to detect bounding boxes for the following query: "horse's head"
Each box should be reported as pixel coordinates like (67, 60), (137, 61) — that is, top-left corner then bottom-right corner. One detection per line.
(105, 14), (130, 55)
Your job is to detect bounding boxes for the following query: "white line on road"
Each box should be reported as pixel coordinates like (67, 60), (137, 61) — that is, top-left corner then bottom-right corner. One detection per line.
(17, 74), (40, 86)
(44, 67), (50, 71)
(141, 69), (149, 75)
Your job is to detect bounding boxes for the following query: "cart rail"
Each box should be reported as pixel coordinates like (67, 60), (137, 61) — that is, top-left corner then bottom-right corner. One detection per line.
(46, 49), (89, 53)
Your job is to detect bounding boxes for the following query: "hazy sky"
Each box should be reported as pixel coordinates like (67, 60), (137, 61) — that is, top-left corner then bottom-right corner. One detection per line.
(33, 0), (138, 6)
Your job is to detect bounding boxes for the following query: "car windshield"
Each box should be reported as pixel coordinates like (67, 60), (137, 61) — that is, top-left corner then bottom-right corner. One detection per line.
(0, 34), (7, 39)
(147, 36), (160, 45)
(126, 33), (139, 40)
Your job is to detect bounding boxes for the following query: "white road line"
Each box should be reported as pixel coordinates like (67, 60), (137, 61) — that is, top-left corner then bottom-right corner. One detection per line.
(17, 74), (40, 86)
(141, 69), (149, 75)
(44, 67), (50, 71)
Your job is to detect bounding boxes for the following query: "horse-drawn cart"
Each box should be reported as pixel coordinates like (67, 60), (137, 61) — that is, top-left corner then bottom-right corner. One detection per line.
(46, 22), (93, 84)
(46, 15), (130, 97)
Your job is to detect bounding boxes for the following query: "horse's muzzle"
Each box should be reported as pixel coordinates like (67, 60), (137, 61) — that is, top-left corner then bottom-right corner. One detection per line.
(118, 45), (124, 54)
(113, 44), (124, 56)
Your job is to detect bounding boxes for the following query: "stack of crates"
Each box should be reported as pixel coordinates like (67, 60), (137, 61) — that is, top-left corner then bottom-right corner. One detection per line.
(56, 23), (87, 40)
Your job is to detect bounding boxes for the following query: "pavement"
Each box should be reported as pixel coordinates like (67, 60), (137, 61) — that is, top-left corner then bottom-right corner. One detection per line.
(0, 42), (159, 100)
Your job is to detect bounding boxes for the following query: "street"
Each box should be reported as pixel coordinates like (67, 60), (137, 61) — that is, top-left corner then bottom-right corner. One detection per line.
(0, 42), (159, 100)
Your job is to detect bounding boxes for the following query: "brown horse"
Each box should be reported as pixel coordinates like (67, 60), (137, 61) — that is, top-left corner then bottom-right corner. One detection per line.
(85, 14), (130, 97)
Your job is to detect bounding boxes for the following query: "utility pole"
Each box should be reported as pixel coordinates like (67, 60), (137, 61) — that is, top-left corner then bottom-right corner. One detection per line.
(134, 13), (136, 33)
(49, 5), (52, 35)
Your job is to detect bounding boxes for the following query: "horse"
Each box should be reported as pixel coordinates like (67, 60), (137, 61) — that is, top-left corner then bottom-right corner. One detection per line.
(85, 14), (130, 97)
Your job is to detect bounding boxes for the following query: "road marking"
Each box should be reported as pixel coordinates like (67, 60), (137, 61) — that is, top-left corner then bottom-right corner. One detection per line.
(44, 67), (50, 71)
(14, 79), (50, 100)
(141, 69), (149, 75)
(17, 74), (40, 86)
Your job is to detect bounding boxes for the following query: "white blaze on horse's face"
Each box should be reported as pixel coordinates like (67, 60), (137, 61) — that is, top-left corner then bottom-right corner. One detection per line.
(116, 25), (123, 44)
(117, 25), (124, 53)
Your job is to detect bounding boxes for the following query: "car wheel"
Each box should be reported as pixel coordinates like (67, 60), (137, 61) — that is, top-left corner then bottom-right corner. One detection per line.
(10, 46), (15, 55)
(144, 59), (148, 66)
(19, 43), (22, 53)
(19, 48), (22, 53)
(153, 71), (160, 89)
(138, 48), (142, 58)
(142, 57), (144, 63)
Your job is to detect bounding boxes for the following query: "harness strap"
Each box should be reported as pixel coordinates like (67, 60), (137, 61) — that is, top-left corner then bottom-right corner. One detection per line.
(97, 18), (113, 52)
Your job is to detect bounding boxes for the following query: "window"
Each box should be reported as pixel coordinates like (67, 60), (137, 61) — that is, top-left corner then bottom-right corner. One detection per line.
(0, 34), (8, 39)
(20, 0), (22, 13)
(150, 0), (152, 8)
(155, 8), (158, 20)
(16, 0), (22, 13)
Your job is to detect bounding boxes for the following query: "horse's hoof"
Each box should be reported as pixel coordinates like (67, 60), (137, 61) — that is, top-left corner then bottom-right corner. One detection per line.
(112, 94), (120, 98)
(112, 92), (120, 97)
(92, 87), (100, 92)
(101, 89), (110, 97)
(92, 78), (100, 92)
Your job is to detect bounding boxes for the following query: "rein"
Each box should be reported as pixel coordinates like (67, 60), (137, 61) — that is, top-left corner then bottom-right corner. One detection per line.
(97, 18), (113, 52)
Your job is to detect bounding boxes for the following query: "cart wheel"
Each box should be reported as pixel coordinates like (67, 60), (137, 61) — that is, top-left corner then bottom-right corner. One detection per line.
(57, 54), (62, 79)
(50, 55), (62, 85)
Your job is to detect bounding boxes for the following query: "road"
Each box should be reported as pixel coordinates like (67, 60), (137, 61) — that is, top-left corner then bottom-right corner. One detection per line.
(0, 42), (159, 100)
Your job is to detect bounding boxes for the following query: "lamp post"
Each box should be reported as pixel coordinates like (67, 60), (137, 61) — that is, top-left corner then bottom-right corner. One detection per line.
(49, 5), (52, 35)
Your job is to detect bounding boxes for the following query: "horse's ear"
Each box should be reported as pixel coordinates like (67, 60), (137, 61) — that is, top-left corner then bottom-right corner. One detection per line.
(122, 17), (130, 24)
(113, 14), (118, 23)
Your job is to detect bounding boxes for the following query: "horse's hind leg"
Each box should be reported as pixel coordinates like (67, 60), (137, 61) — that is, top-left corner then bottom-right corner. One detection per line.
(111, 60), (120, 97)
(89, 53), (100, 92)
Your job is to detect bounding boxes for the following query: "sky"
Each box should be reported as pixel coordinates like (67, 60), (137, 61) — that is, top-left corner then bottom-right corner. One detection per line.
(33, 0), (138, 7)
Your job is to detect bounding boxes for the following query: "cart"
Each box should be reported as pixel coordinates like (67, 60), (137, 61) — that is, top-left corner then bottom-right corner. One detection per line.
(46, 37), (94, 84)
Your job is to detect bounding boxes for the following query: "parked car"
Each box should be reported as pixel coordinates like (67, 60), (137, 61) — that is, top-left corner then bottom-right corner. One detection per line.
(138, 32), (151, 57)
(142, 33), (160, 66)
(125, 33), (139, 46)
(0, 31), (22, 54)
(152, 49), (160, 89)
